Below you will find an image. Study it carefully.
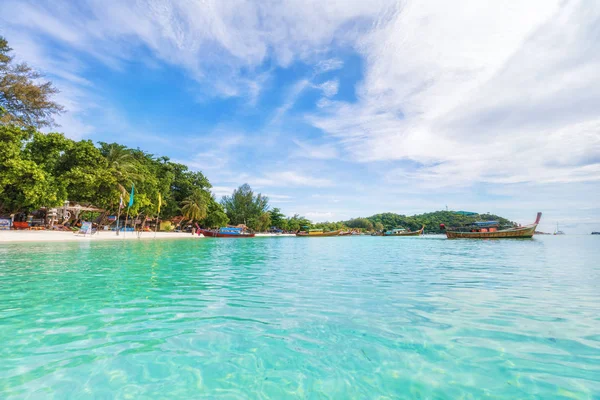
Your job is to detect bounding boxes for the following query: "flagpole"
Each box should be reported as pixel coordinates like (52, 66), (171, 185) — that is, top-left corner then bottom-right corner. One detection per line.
(116, 205), (122, 236)
(155, 192), (161, 239)
(124, 184), (135, 238)
(124, 208), (129, 238)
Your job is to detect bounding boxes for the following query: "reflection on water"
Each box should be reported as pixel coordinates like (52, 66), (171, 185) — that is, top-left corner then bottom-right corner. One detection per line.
(1, 236), (599, 398)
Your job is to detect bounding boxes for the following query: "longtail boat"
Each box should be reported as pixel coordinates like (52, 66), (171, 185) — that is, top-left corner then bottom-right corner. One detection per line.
(384, 225), (424, 237)
(296, 229), (342, 237)
(442, 212), (542, 239)
(197, 226), (255, 238)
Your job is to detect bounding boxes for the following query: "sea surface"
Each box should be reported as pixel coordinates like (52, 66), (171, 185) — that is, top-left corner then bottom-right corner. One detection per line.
(1, 235), (599, 399)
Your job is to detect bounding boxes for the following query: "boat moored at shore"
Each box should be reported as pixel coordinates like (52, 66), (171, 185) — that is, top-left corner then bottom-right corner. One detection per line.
(442, 213), (542, 239)
(197, 226), (255, 238)
(296, 229), (342, 237)
(384, 226), (424, 237)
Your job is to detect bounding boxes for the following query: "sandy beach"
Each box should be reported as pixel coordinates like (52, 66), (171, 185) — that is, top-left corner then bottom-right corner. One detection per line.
(0, 230), (201, 243)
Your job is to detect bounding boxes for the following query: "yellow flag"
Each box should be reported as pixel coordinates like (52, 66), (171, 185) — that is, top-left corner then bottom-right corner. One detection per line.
(157, 192), (162, 213)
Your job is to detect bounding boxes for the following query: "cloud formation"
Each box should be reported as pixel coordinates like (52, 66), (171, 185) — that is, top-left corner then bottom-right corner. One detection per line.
(309, 0), (600, 187)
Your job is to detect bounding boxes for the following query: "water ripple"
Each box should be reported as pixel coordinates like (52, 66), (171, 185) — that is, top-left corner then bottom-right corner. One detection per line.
(0, 236), (599, 398)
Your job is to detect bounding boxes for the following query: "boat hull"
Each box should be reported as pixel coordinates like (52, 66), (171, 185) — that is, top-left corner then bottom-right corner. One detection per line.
(296, 230), (341, 237)
(446, 224), (538, 239)
(445, 212), (541, 239)
(198, 229), (255, 238)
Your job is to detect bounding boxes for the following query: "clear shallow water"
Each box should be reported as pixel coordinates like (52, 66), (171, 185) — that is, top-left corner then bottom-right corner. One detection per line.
(1, 236), (599, 399)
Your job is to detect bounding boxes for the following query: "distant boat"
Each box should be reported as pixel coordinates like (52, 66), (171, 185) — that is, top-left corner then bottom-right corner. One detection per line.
(384, 225), (424, 237)
(554, 223), (565, 235)
(592, 232), (600, 235)
(296, 229), (341, 237)
(442, 212), (541, 239)
(197, 226), (255, 238)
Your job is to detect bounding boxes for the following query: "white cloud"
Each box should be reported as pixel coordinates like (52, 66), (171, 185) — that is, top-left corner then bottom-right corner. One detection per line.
(252, 171), (332, 188)
(265, 194), (293, 203)
(1, 0), (388, 99)
(315, 58), (344, 73)
(309, 0), (600, 186)
(270, 79), (311, 124)
(305, 211), (335, 221)
(318, 79), (339, 97)
(292, 139), (339, 160)
(211, 186), (235, 197)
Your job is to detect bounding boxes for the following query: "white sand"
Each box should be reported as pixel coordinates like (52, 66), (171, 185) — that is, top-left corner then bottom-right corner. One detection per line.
(254, 233), (296, 237)
(0, 230), (201, 243)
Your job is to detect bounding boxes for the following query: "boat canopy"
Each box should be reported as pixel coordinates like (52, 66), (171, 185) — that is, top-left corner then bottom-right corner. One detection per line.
(219, 227), (244, 234)
(387, 228), (406, 233)
(473, 221), (499, 227)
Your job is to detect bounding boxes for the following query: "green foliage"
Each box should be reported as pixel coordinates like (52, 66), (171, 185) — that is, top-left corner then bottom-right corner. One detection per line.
(286, 214), (312, 232)
(0, 126), (217, 224)
(251, 212), (272, 232)
(181, 190), (209, 223)
(221, 184), (269, 227)
(0, 125), (60, 213)
(363, 211), (516, 234)
(203, 197), (229, 228)
(345, 218), (374, 231)
(313, 221), (346, 231)
(269, 207), (286, 229)
(0, 36), (64, 128)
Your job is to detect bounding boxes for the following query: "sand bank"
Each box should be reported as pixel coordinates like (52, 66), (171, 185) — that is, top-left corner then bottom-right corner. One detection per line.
(254, 233), (296, 237)
(0, 230), (201, 243)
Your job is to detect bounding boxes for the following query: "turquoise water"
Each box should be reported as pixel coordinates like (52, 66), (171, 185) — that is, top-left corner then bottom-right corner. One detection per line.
(1, 236), (599, 399)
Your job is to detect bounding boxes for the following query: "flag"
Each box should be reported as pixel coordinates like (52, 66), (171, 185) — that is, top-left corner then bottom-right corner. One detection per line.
(128, 184), (135, 208)
(119, 195), (124, 209)
(157, 192), (162, 214)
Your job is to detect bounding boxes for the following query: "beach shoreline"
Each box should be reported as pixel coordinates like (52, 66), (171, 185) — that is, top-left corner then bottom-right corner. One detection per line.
(0, 230), (200, 243)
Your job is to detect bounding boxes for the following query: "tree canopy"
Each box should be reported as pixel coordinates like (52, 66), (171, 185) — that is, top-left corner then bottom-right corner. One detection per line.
(0, 37), (64, 128)
(0, 125), (222, 228)
(221, 184), (269, 230)
(351, 211), (516, 234)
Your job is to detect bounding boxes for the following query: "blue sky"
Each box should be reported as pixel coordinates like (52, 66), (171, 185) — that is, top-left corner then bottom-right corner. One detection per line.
(2, 0), (599, 233)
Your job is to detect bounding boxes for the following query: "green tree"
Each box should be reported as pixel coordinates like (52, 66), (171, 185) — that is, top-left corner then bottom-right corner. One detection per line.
(0, 37), (64, 128)
(0, 125), (60, 213)
(181, 190), (209, 225)
(286, 214), (312, 232)
(221, 184), (269, 226)
(203, 197), (229, 228)
(252, 212), (272, 232)
(345, 217), (374, 231)
(270, 207), (286, 229)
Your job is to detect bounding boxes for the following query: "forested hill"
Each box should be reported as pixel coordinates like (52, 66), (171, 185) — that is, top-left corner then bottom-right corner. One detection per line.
(355, 211), (516, 234)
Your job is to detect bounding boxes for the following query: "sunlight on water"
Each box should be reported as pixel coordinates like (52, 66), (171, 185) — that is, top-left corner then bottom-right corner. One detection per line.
(1, 236), (599, 398)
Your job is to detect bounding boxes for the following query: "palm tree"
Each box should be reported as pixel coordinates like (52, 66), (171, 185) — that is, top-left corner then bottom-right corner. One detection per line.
(104, 144), (136, 180)
(180, 190), (208, 228)
(101, 143), (138, 205)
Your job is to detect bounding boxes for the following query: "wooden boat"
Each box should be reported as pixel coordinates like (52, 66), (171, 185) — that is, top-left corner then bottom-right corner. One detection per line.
(296, 229), (341, 237)
(384, 225), (424, 237)
(443, 212), (541, 239)
(197, 226), (255, 238)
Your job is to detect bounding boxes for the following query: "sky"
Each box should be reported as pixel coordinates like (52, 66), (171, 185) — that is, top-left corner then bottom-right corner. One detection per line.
(1, 0), (599, 233)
